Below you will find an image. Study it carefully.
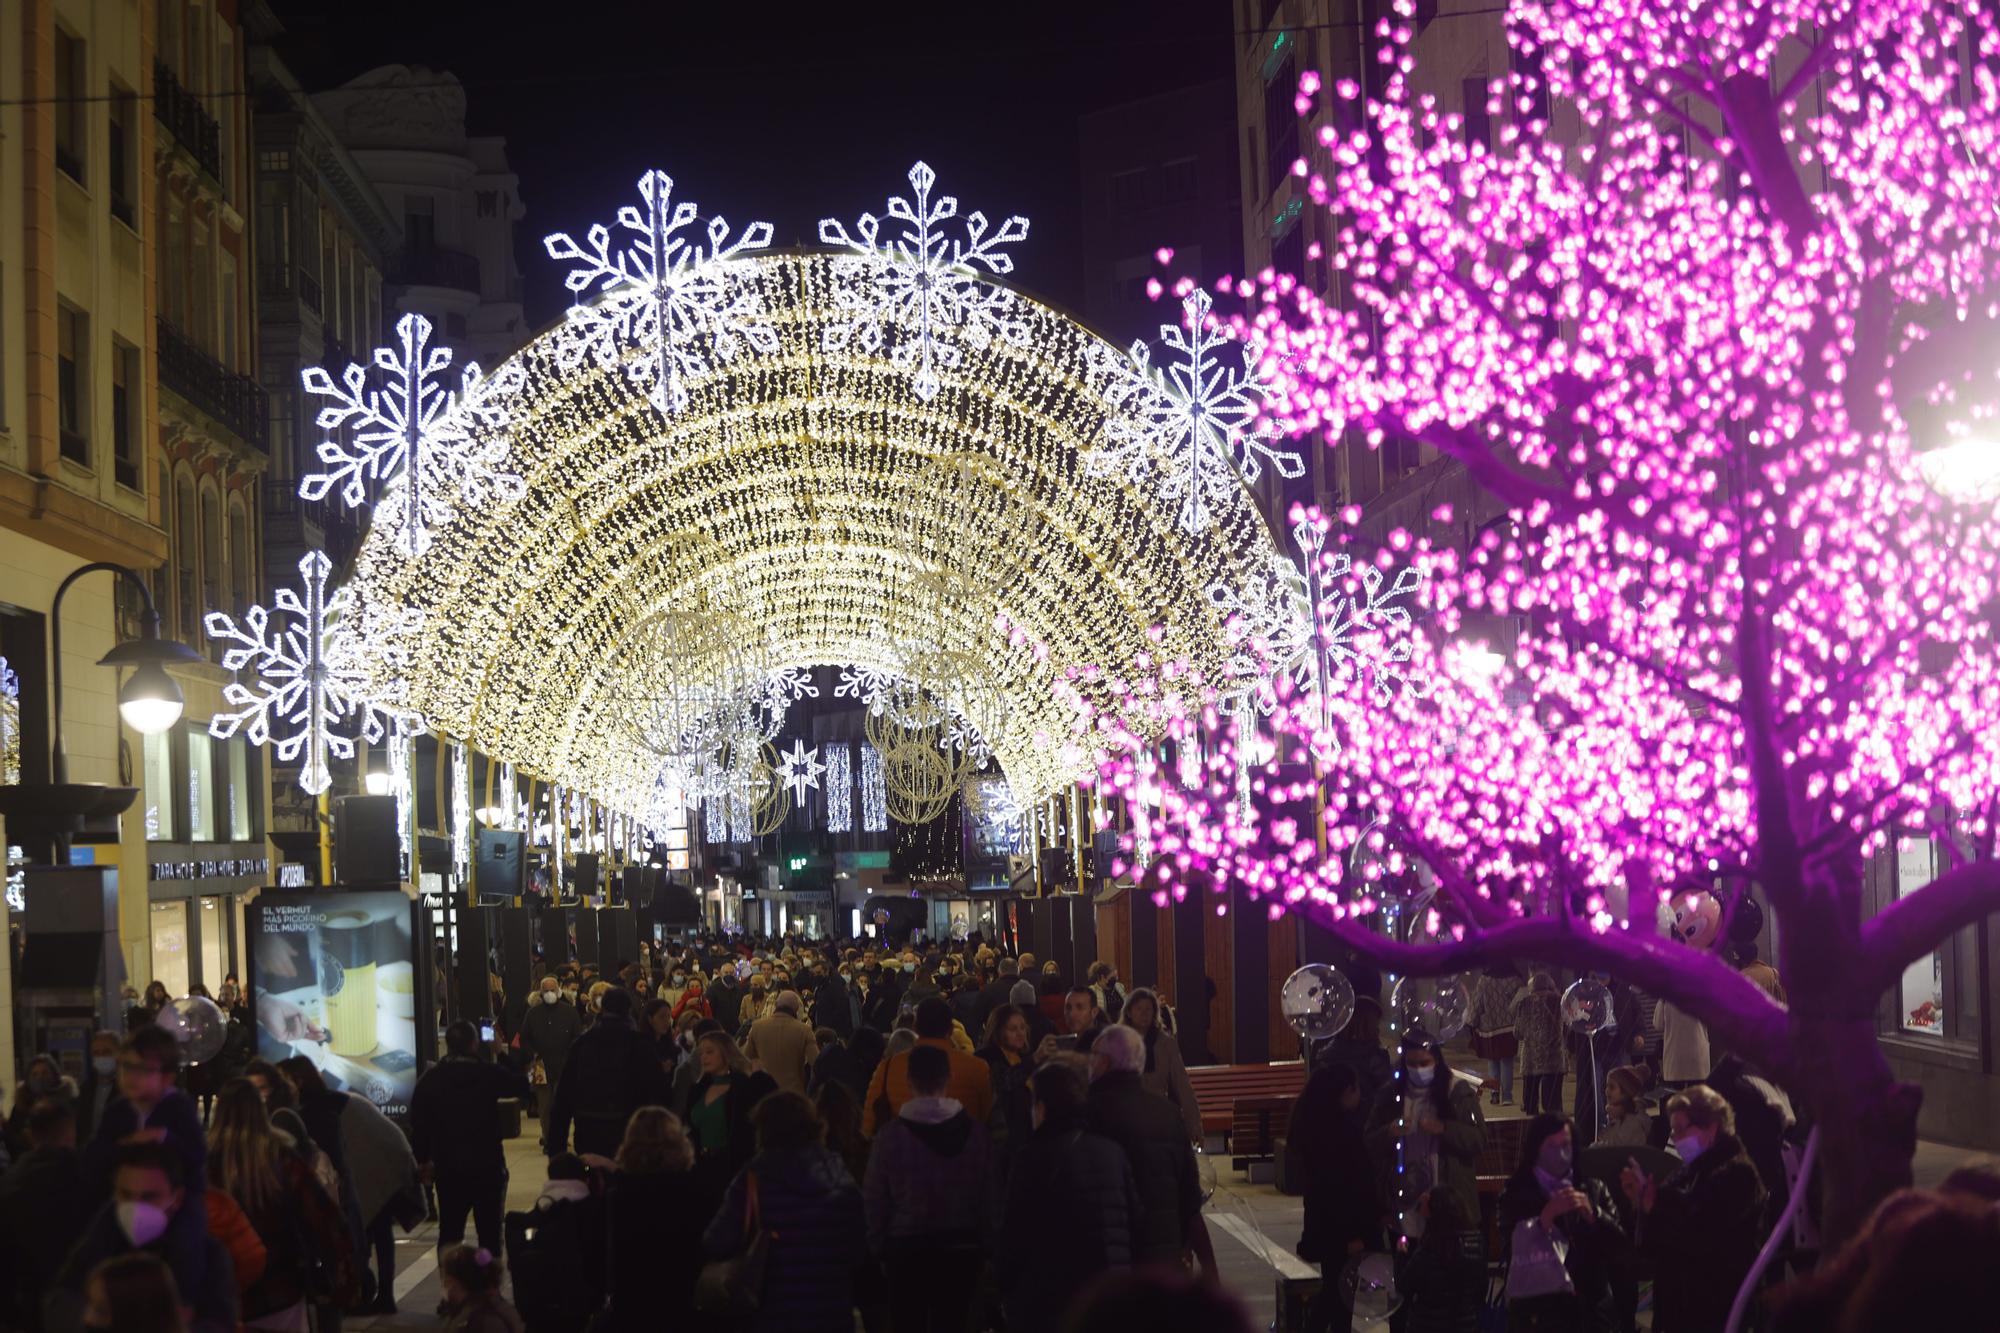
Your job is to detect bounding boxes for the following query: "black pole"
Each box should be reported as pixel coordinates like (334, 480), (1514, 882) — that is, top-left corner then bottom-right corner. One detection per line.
(48, 561), (165, 786)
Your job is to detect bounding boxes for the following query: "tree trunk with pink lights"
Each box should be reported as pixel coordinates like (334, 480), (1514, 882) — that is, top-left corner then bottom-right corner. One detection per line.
(1082, 0), (2000, 1245)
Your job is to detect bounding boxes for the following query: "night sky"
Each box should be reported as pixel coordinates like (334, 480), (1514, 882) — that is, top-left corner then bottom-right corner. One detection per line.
(265, 0), (1235, 331)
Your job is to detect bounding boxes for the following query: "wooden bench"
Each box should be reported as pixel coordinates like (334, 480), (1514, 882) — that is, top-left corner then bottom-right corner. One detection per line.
(1230, 1094), (1298, 1168)
(1187, 1060), (1308, 1142)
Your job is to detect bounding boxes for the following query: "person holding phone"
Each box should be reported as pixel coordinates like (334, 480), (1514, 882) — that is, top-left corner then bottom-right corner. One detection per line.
(409, 1021), (531, 1267)
(1497, 1114), (1627, 1329)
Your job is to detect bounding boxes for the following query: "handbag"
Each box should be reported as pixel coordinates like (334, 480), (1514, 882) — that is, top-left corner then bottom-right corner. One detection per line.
(694, 1172), (769, 1316)
(1504, 1218), (1576, 1302)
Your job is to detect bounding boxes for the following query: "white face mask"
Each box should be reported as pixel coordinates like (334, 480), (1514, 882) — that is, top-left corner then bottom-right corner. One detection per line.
(93, 1055), (117, 1074)
(116, 1200), (171, 1247)
(1406, 1065), (1437, 1089)
(1673, 1132), (1707, 1163)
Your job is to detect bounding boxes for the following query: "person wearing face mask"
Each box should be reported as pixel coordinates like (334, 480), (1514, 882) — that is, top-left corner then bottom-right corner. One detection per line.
(1619, 1084), (1765, 1333)
(48, 1142), (238, 1333)
(521, 977), (584, 1147)
(1498, 1115), (1627, 1331)
(1364, 1028), (1486, 1244)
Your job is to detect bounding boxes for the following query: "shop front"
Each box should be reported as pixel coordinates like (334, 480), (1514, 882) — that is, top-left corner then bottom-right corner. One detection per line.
(146, 847), (270, 998)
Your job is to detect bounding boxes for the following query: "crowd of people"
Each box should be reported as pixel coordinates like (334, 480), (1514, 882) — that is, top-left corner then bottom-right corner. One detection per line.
(3, 931), (1998, 1332)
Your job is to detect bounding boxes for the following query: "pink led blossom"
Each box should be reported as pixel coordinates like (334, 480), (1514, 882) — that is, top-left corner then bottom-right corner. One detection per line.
(1076, 0), (2000, 1240)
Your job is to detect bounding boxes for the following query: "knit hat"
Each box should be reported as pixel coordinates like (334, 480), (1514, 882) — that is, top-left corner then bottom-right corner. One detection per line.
(1009, 979), (1037, 1007)
(774, 989), (803, 1015)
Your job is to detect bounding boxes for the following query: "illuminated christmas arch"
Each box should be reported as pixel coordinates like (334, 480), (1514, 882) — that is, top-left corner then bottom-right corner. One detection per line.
(339, 249), (1290, 813)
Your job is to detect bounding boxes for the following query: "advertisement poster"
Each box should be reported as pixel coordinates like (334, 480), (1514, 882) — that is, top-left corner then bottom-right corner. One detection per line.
(248, 892), (420, 1117)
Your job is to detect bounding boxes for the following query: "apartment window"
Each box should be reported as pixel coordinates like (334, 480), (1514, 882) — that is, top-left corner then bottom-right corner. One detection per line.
(113, 341), (140, 490)
(1264, 55), (1299, 194)
(187, 728), (216, 840)
(1880, 837), (1983, 1045)
(227, 736), (252, 841)
(164, 198), (189, 330)
(109, 88), (138, 226)
(200, 487), (223, 621)
(144, 727), (177, 840)
(58, 305), (88, 466)
(175, 472), (199, 641)
(257, 150), (290, 173)
(405, 196), (436, 252)
(1159, 157), (1197, 205)
(1463, 77), (1492, 152)
(1111, 168), (1148, 216)
(228, 500), (249, 616)
(54, 29), (85, 183)
(321, 219), (338, 336)
(219, 253), (239, 370)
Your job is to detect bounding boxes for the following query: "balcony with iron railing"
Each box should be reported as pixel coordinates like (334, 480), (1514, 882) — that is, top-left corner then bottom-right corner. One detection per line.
(258, 261), (323, 314)
(157, 315), (269, 452)
(391, 245), (481, 293)
(153, 60), (221, 181)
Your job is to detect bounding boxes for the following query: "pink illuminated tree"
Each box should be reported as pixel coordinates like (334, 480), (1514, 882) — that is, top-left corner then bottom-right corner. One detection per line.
(1081, 0), (2000, 1240)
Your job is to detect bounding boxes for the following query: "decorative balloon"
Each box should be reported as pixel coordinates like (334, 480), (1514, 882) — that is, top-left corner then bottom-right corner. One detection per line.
(1389, 974), (1470, 1042)
(1281, 962), (1357, 1041)
(1561, 976), (1613, 1035)
(155, 995), (228, 1065)
(1340, 1251), (1402, 1322)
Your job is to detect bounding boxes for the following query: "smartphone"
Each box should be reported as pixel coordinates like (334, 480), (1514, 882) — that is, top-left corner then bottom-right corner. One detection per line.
(479, 1021), (496, 1043)
(1054, 1033), (1079, 1052)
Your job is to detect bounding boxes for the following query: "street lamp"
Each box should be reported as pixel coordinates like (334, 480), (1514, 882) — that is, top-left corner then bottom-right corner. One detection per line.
(0, 561), (202, 860)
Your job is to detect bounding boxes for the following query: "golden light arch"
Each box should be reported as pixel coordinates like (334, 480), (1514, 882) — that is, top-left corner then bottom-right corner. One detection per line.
(342, 251), (1288, 816)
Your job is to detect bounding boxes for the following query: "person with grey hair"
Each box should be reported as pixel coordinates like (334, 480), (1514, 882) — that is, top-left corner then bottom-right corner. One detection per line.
(1086, 1022), (1216, 1273)
(1008, 979), (1050, 1049)
(745, 990), (819, 1096)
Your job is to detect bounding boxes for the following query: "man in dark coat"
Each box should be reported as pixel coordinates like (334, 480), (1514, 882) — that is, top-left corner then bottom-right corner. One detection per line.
(708, 967), (746, 1034)
(974, 957), (1020, 1035)
(0, 1099), (86, 1331)
(812, 967), (855, 1040)
(47, 1142), (237, 1333)
(410, 1020), (531, 1258)
(997, 1059), (1141, 1331)
(521, 975), (584, 1141)
(1085, 1025), (1214, 1271)
(545, 988), (668, 1158)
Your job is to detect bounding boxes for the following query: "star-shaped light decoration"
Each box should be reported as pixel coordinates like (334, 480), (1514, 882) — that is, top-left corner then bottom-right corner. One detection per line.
(776, 738), (827, 802)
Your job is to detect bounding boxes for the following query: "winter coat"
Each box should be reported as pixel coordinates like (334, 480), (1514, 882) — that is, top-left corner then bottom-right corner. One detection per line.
(1365, 1073), (1487, 1230)
(687, 1069), (780, 1175)
(232, 1141), (357, 1317)
(996, 1111), (1140, 1333)
(545, 1014), (669, 1158)
(861, 1037), (994, 1135)
(48, 1200), (239, 1333)
(1287, 1069), (1383, 1263)
(1134, 1023), (1204, 1141)
(411, 1057), (531, 1180)
(1470, 975), (1519, 1039)
(977, 1045), (1034, 1169)
(1655, 998), (1711, 1084)
(1403, 1227), (1487, 1333)
(860, 977), (904, 1032)
(1497, 1171), (1626, 1332)
(1596, 1112), (1650, 1149)
(744, 1012), (819, 1095)
(1321, 1033), (1395, 1106)
(671, 983), (713, 1023)
(81, 1087), (207, 1209)
(973, 975), (1017, 1034)
(204, 1189), (267, 1296)
(602, 1168), (707, 1329)
(709, 976), (745, 1032)
(1513, 988), (1565, 1078)
(1638, 1132), (1766, 1333)
(813, 975), (856, 1040)
(703, 1145), (866, 1333)
(521, 994), (584, 1085)
(809, 1041), (866, 1100)
(862, 1098), (992, 1253)
(1086, 1069), (1203, 1266)
(0, 1145), (85, 1329)
(441, 1291), (525, 1333)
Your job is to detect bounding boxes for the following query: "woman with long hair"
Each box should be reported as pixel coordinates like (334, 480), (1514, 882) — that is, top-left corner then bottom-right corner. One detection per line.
(686, 1031), (777, 1191)
(1496, 1114), (1626, 1332)
(1290, 1060), (1383, 1333)
(703, 1092), (865, 1333)
(600, 1107), (706, 1330)
(82, 1253), (187, 1333)
(1363, 1028), (1487, 1243)
(976, 1004), (1035, 1167)
(207, 1077), (357, 1327)
(1119, 987), (1201, 1141)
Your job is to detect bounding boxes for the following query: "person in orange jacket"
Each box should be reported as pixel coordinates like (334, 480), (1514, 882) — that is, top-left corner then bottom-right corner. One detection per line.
(861, 997), (995, 1136)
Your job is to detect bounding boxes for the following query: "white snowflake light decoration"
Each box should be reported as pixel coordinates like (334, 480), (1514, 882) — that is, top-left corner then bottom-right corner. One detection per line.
(818, 161), (1031, 402)
(1208, 548), (1314, 720)
(1085, 288), (1301, 533)
(835, 665), (900, 714)
(546, 170), (776, 416)
(825, 741), (854, 833)
(204, 550), (420, 795)
(299, 313), (526, 557)
(1298, 513), (1431, 709)
(776, 738), (827, 802)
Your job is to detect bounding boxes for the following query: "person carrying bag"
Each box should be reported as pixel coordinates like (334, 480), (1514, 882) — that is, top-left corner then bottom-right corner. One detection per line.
(695, 1172), (769, 1318)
